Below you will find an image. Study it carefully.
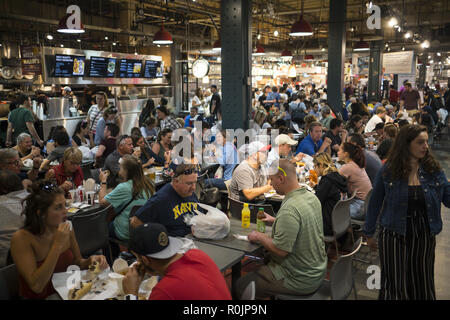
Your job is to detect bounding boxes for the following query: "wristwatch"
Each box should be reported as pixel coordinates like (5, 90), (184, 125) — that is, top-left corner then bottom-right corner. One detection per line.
(101, 182), (107, 185)
(125, 294), (138, 300)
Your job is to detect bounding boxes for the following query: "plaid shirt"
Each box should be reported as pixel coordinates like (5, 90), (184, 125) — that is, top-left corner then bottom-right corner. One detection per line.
(160, 116), (181, 131)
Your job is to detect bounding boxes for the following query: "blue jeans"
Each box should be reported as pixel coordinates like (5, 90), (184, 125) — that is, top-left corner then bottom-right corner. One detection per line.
(350, 198), (365, 220)
(204, 178), (227, 191)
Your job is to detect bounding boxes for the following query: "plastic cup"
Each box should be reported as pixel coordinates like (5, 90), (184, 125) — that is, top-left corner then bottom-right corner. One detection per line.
(69, 190), (77, 202)
(108, 272), (125, 294)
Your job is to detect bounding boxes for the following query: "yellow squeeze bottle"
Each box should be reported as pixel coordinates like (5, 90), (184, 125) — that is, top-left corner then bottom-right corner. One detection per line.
(241, 203), (251, 228)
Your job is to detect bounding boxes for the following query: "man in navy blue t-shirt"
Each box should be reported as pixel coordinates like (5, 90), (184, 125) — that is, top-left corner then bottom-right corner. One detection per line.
(130, 164), (201, 237)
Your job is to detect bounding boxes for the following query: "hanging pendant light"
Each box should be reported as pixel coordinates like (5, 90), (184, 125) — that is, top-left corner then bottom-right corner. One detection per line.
(212, 39), (221, 51)
(253, 43), (265, 56)
(290, 16), (313, 37)
(281, 49), (293, 58)
(57, 5), (85, 34)
(289, 1), (313, 37)
(153, 24), (173, 45)
(354, 38), (370, 51)
(304, 54), (314, 61)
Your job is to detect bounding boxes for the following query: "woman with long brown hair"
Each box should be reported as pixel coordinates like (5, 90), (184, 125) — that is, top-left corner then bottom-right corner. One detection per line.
(10, 181), (108, 299)
(364, 124), (450, 300)
(338, 142), (372, 220)
(99, 154), (154, 243)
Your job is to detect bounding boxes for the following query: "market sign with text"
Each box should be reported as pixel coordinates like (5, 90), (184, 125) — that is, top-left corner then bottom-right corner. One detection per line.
(20, 46), (42, 75)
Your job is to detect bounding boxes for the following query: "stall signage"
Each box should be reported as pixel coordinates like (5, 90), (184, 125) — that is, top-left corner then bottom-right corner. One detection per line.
(383, 51), (415, 74)
(20, 46), (42, 75)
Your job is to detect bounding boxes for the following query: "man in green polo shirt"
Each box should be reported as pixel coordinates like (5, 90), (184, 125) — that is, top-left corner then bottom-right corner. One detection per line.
(234, 159), (327, 299)
(6, 94), (43, 148)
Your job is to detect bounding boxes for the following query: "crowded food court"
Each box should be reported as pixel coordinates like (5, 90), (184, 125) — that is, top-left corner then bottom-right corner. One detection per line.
(1, 0), (450, 304)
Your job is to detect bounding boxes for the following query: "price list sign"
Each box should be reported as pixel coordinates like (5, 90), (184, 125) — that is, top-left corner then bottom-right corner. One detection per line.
(20, 46), (42, 75)
(89, 56), (116, 77)
(54, 54), (85, 77)
(118, 59), (142, 78)
(143, 60), (162, 78)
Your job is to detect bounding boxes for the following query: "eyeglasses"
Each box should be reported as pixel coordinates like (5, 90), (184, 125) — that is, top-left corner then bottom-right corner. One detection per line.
(278, 167), (287, 177)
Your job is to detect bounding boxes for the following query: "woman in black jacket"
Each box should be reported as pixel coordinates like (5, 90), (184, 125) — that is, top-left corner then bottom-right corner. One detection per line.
(312, 152), (348, 236)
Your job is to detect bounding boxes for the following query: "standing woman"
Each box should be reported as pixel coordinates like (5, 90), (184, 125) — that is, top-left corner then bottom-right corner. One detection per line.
(337, 142), (372, 220)
(94, 106), (120, 146)
(364, 124), (450, 300)
(10, 181), (108, 299)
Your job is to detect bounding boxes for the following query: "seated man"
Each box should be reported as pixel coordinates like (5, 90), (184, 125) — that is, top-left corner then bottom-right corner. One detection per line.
(184, 106), (202, 132)
(296, 121), (331, 156)
(130, 164), (201, 237)
(0, 148), (41, 189)
(229, 141), (272, 203)
(0, 170), (28, 267)
(95, 123), (119, 168)
(266, 134), (304, 169)
(364, 106), (386, 133)
(323, 118), (347, 157)
(46, 147), (84, 198)
(122, 223), (231, 300)
(40, 130), (71, 171)
(234, 160), (328, 299)
(103, 135), (139, 189)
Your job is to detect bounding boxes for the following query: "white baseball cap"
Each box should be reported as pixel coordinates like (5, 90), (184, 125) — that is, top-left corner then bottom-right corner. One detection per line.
(63, 86), (72, 92)
(275, 134), (298, 146)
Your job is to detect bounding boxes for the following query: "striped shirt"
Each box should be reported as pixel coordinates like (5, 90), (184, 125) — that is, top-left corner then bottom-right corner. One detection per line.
(87, 104), (104, 134)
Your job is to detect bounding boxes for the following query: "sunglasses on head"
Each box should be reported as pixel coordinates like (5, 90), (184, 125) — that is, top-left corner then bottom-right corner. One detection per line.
(173, 168), (198, 178)
(41, 182), (57, 192)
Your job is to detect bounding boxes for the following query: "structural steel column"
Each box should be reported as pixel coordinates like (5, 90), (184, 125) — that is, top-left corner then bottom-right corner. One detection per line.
(418, 64), (426, 89)
(368, 39), (383, 102)
(221, 0), (252, 130)
(327, 0), (347, 116)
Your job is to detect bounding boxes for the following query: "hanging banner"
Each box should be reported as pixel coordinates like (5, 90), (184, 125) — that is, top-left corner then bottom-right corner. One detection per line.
(383, 51), (414, 74)
(20, 46), (42, 75)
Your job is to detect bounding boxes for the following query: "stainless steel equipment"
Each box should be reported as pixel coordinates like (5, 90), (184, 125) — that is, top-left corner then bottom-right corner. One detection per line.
(47, 97), (70, 119)
(116, 98), (147, 135)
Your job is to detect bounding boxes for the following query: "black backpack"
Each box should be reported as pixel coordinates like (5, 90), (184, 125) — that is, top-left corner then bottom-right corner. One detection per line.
(291, 103), (307, 124)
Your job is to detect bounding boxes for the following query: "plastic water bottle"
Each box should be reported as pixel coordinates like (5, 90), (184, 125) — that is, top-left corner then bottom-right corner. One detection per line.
(256, 208), (266, 233)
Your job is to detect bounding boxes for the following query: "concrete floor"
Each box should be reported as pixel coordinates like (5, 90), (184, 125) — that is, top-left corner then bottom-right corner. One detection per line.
(351, 134), (450, 300)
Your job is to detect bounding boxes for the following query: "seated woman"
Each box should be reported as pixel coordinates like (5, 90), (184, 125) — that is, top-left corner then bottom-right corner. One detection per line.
(40, 130), (71, 171)
(72, 119), (94, 149)
(140, 117), (158, 141)
(338, 142), (372, 220)
(46, 147), (84, 198)
(312, 152), (348, 237)
(346, 115), (365, 135)
(131, 134), (160, 169)
(10, 181), (108, 299)
(151, 128), (173, 166)
(98, 155), (154, 255)
(14, 133), (42, 164)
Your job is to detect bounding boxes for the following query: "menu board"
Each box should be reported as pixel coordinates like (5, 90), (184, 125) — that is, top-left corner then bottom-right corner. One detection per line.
(54, 54), (85, 77)
(117, 59), (142, 78)
(143, 60), (163, 78)
(88, 56), (116, 77)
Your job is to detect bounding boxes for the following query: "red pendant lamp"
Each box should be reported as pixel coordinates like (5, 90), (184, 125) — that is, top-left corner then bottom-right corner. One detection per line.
(304, 54), (314, 61)
(281, 49), (293, 58)
(253, 43), (265, 56)
(153, 24), (173, 45)
(289, 1), (313, 37)
(57, 14), (85, 33)
(212, 39), (221, 51)
(354, 38), (370, 51)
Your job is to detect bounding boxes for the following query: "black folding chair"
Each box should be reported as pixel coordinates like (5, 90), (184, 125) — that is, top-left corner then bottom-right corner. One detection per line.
(0, 264), (19, 300)
(71, 205), (112, 263)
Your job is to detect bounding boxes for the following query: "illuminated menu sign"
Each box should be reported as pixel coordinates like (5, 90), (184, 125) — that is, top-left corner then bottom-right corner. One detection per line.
(89, 56), (116, 77)
(118, 59), (142, 78)
(54, 54), (85, 77)
(143, 60), (163, 78)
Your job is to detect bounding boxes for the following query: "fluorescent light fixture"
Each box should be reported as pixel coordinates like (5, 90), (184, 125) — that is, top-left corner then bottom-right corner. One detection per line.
(46, 34), (53, 40)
